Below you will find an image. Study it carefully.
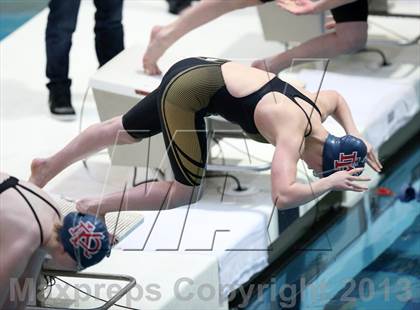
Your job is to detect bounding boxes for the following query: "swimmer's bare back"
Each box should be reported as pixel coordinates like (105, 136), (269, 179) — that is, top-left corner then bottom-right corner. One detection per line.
(0, 173), (61, 301)
(220, 62), (324, 144)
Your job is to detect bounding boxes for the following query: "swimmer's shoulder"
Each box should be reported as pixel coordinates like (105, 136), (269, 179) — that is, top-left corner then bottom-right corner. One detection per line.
(223, 61), (276, 78)
(255, 96), (302, 143)
(221, 62), (277, 97)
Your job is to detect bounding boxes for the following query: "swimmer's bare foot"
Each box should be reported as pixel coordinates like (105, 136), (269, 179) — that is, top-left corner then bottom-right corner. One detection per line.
(143, 25), (174, 75)
(29, 158), (53, 188)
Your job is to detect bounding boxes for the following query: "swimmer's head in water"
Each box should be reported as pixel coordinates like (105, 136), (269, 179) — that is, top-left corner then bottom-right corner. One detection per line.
(59, 212), (110, 270)
(317, 134), (367, 178)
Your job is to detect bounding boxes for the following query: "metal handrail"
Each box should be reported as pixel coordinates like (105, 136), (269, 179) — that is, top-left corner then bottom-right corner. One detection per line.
(26, 270), (136, 310)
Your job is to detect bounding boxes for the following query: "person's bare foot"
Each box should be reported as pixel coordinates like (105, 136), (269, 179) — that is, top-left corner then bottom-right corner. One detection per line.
(142, 25), (174, 75)
(29, 158), (53, 188)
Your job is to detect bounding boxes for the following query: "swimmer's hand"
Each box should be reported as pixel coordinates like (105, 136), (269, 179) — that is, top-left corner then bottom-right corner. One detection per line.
(356, 137), (383, 173)
(328, 168), (371, 192)
(366, 144), (382, 173)
(277, 0), (319, 15)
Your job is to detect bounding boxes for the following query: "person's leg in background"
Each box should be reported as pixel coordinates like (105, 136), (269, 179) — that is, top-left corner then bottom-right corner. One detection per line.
(143, 0), (260, 75)
(252, 0), (368, 73)
(45, 0), (81, 119)
(93, 0), (124, 67)
(252, 21), (368, 73)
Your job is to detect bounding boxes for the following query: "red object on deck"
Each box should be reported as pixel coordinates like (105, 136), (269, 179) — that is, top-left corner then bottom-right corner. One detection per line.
(376, 187), (394, 196)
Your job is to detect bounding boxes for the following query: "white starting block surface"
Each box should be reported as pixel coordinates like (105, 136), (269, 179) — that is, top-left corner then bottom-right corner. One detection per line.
(90, 45), (162, 99)
(114, 198), (271, 298)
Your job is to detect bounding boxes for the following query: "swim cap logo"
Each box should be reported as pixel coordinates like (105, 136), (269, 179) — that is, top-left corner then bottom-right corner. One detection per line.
(334, 152), (359, 171)
(68, 221), (104, 258)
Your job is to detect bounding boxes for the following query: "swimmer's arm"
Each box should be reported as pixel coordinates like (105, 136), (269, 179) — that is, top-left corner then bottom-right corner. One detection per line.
(317, 90), (360, 136)
(271, 134), (331, 209)
(318, 90), (383, 173)
(271, 135), (370, 208)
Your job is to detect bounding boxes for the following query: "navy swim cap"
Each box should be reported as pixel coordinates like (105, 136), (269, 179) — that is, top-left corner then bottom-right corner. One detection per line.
(320, 134), (367, 178)
(59, 212), (110, 270)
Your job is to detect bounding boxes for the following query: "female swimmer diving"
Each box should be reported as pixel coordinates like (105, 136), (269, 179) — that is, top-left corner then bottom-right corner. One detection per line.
(29, 57), (382, 217)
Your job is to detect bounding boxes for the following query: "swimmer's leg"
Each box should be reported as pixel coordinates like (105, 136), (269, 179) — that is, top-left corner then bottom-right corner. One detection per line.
(30, 89), (161, 188)
(87, 62), (219, 216)
(77, 180), (200, 216)
(143, 0), (260, 75)
(29, 116), (137, 188)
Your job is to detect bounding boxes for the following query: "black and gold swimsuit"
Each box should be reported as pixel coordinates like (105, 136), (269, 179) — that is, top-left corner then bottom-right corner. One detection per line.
(122, 57), (321, 186)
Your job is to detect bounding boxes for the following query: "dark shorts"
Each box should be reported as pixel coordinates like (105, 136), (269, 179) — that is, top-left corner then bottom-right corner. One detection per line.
(259, 0), (368, 23)
(122, 57), (226, 187)
(331, 0), (368, 23)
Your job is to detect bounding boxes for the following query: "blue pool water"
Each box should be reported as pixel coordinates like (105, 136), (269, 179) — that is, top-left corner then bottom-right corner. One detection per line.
(325, 214), (419, 309)
(241, 145), (420, 310)
(0, 1), (48, 40)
